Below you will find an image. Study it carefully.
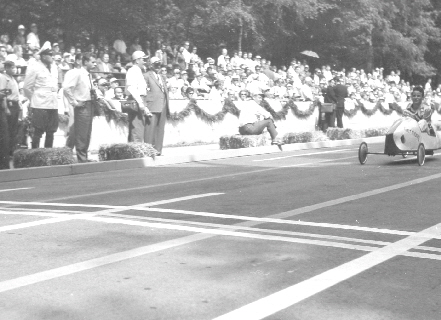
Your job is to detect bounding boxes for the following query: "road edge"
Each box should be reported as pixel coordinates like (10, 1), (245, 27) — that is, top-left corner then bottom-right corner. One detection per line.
(0, 136), (384, 183)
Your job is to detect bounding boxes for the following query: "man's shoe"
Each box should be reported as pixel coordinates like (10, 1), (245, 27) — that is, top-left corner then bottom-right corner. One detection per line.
(271, 139), (285, 146)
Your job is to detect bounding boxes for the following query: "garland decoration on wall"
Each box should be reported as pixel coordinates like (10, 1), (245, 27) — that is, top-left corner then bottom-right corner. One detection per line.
(168, 98), (240, 124)
(93, 99), (128, 125)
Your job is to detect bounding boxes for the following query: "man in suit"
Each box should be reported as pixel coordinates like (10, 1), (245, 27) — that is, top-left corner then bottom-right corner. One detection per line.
(321, 78), (336, 130)
(333, 77), (348, 128)
(144, 56), (169, 155)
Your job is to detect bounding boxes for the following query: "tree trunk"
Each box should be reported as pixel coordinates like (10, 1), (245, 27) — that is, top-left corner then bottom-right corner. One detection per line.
(366, 26), (374, 72)
(238, 18), (243, 52)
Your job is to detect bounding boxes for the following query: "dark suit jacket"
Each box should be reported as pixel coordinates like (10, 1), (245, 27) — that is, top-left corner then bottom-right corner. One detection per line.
(333, 84), (348, 109)
(324, 85), (336, 104)
(96, 62), (114, 77)
(144, 70), (169, 113)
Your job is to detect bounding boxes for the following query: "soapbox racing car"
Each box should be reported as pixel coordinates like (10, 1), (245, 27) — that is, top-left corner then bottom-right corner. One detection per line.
(358, 117), (441, 166)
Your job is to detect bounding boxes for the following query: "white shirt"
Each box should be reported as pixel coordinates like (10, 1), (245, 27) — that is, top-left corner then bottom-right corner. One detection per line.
(26, 32), (40, 50)
(238, 101), (272, 126)
(62, 67), (92, 106)
(125, 65), (147, 105)
(113, 39), (127, 54)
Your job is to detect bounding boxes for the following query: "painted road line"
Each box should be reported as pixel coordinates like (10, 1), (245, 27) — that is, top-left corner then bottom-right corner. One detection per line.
(0, 217), (73, 233)
(137, 207), (414, 237)
(253, 149), (352, 162)
(212, 222), (441, 320)
(0, 193), (224, 211)
(2, 172), (441, 293)
(40, 156), (358, 203)
(133, 193), (224, 207)
(0, 187), (34, 193)
(100, 212), (390, 247)
(0, 210), (71, 218)
(1, 214), (439, 296)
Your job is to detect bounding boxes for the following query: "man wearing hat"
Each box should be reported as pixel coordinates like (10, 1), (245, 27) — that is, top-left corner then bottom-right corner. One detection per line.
(105, 77), (119, 99)
(13, 25), (26, 49)
(125, 50), (150, 142)
(23, 41), (59, 149)
(143, 56), (169, 155)
(63, 52), (98, 162)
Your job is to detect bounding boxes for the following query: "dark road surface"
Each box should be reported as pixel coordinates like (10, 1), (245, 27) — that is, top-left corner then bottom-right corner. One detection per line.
(1, 142), (440, 320)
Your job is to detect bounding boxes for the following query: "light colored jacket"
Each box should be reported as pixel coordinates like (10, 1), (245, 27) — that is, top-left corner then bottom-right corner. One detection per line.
(23, 61), (58, 109)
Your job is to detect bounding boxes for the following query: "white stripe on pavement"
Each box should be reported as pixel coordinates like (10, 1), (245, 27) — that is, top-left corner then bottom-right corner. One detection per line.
(0, 217), (74, 232)
(1, 173), (441, 294)
(0, 187), (34, 193)
(253, 149), (352, 162)
(212, 222), (441, 320)
(0, 193), (224, 211)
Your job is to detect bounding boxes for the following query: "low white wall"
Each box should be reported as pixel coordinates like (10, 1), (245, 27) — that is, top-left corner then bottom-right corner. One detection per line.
(53, 100), (440, 150)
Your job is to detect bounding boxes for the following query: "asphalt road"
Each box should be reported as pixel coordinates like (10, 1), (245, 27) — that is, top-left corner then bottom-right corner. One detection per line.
(1, 142), (441, 320)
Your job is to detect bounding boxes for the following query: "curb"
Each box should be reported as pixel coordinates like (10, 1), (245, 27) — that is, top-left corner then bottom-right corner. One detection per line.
(0, 136), (384, 183)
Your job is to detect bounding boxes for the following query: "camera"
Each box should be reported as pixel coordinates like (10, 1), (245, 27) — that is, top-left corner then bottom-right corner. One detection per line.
(90, 88), (98, 101)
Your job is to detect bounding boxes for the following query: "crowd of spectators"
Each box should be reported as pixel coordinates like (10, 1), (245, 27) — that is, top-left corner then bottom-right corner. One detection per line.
(2, 23), (441, 108)
(2, 22), (441, 124)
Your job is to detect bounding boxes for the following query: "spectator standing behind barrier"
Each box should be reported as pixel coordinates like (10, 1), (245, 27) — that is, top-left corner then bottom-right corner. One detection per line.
(0, 61), (20, 159)
(96, 53), (114, 78)
(63, 53), (98, 163)
(23, 42), (59, 149)
(333, 77), (348, 128)
(13, 25), (26, 49)
(143, 57), (169, 155)
(26, 23), (40, 51)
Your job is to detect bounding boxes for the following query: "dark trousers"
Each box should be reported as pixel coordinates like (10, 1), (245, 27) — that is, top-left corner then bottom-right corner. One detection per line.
(239, 119), (278, 140)
(74, 102), (94, 162)
(31, 108), (58, 148)
(322, 111), (335, 131)
(128, 111), (145, 143)
(144, 106), (167, 154)
(6, 102), (20, 155)
(0, 108), (10, 169)
(335, 108), (344, 128)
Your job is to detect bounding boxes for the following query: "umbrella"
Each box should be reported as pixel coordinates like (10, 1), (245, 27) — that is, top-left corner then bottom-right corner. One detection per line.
(300, 50), (319, 58)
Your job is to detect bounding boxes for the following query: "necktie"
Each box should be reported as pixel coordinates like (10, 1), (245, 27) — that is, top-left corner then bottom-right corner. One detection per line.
(157, 74), (164, 91)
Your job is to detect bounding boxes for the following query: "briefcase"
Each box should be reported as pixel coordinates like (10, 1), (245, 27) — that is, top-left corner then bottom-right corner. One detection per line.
(120, 100), (139, 113)
(321, 103), (335, 113)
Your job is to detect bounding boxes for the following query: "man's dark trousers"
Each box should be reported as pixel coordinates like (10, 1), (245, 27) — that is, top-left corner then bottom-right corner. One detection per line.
(144, 102), (167, 154)
(74, 101), (94, 162)
(0, 107), (10, 169)
(336, 108), (344, 128)
(128, 96), (146, 143)
(7, 101), (20, 155)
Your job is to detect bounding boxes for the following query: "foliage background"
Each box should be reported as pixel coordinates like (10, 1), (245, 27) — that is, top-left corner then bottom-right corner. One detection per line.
(0, 0), (440, 83)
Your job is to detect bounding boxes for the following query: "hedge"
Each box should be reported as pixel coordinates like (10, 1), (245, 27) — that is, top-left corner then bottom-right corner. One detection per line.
(98, 142), (158, 161)
(13, 148), (75, 168)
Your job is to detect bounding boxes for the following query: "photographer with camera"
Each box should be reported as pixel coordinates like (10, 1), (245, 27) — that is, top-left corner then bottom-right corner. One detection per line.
(23, 42), (59, 149)
(62, 53), (97, 163)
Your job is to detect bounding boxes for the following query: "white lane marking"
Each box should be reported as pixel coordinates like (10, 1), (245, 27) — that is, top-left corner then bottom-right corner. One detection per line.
(253, 149), (352, 162)
(0, 187), (34, 193)
(0, 217), (73, 232)
(136, 193), (224, 207)
(0, 193), (224, 211)
(99, 212), (390, 246)
(212, 222), (441, 320)
(0, 210), (70, 218)
(0, 193), (224, 232)
(2, 172), (441, 293)
(36, 156), (357, 202)
(139, 207), (414, 237)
